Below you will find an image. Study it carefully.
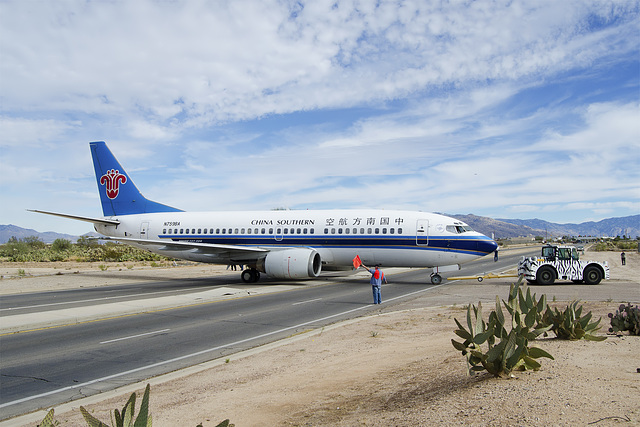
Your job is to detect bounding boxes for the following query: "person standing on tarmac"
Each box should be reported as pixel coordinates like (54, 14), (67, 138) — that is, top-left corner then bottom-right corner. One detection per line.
(360, 263), (387, 304)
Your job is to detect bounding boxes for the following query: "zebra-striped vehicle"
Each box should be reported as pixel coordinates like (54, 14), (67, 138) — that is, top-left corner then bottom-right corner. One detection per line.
(518, 245), (609, 285)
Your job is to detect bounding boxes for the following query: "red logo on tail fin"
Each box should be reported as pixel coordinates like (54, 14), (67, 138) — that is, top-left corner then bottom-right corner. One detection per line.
(100, 169), (127, 199)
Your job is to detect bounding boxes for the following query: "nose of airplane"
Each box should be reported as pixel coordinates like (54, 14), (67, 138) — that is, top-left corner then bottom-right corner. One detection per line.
(479, 236), (499, 254)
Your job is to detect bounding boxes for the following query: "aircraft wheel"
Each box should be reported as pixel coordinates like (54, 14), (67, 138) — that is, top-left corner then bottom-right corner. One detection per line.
(241, 269), (253, 283)
(430, 274), (442, 285)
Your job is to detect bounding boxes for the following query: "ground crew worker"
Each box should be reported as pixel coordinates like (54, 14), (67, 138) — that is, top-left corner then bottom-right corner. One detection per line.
(360, 263), (387, 304)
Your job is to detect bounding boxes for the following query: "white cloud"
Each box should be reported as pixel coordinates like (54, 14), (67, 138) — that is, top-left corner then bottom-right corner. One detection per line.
(1, 0), (638, 234)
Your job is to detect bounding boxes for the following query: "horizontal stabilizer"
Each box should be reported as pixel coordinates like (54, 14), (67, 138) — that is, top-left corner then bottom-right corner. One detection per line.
(28, 210), (120, 226)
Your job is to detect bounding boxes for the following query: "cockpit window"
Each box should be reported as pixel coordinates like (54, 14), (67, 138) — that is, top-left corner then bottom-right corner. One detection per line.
(446, 225), (474, 234)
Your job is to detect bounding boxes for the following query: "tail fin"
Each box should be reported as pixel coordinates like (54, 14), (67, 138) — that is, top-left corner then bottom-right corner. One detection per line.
(90, 141), (182, 216)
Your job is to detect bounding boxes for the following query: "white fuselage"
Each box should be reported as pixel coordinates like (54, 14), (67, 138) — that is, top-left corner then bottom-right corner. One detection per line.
(95, 209), (497, 270)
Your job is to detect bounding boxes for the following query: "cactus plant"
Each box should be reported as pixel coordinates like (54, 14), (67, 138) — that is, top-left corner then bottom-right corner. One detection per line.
(37, 408), (57, 427)
(452, 279), (554, 377)
(542, 301), (606, 341)
(608, 303), (640, 335)
(80, 383), (151, 427)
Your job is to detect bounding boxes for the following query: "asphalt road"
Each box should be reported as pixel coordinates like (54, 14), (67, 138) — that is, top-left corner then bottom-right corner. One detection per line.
(0, 248), (532, 420)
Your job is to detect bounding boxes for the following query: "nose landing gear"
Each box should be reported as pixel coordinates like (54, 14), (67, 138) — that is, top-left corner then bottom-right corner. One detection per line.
(430, 273), (442, 285)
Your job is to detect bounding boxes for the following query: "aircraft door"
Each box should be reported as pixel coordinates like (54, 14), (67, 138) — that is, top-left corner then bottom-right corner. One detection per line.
(416, 219), (428, 245)
(140, 222), (150, 239)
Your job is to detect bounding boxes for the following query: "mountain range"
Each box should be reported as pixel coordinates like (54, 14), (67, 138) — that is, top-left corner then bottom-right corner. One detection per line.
(450, 214), (639, 240)
(1, 214), (638, 244)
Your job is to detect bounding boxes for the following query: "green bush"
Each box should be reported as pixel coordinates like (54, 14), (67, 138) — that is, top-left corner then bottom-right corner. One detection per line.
(0, 237), (172, 263)
(52, 238), (73, 252)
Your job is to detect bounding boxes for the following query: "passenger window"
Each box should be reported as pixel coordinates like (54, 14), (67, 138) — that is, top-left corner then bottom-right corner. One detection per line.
(185, 229), (190, 234)
(284, 228), (288, 234)
(180, 229), (184, 234)
(222, 229), (226, 234)
(303, 228), (308, 234)
(310, 228), (314, 234)
(163, 229), (167, 234)
(368, 228), (372, 234)
(203, 229), (207, 234)
(331, 228), (336, 234)
(174, 229), (178, 234)
(375, 228), (380, 234)
(290, 228), (294, 234)
(210, 229), (214, 234)
(361, 228), (365, 234)
(398, 228), (402, 234)
(345, 228), (350, 234)
(255, 228), (259, 234)
(247, 228), (252, 234)
(390, 228), (395, 234)
(268, 228), (272, 234)
(382, 228), (387, 234)
(216, 228), (220, 234)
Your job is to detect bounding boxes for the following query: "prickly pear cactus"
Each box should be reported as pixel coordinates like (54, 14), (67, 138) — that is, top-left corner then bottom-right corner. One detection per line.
(609, 303), (640, 335)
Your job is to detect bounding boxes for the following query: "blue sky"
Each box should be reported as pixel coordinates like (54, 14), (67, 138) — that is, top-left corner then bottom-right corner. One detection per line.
(1, 0), (639, 236)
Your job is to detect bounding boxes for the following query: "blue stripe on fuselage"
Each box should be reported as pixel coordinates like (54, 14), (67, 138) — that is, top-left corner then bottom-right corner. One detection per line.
(160, 234), (497, 256)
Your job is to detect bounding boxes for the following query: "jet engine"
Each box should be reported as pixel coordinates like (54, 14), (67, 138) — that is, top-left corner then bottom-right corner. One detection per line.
(257, 248), (322, 279)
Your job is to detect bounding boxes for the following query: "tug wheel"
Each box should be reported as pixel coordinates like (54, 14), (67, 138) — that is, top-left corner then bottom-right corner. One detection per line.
(536, 266), (556, 285)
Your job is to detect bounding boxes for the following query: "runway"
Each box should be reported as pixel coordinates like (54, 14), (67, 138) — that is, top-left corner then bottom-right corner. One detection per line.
(0, 249), (531, 421)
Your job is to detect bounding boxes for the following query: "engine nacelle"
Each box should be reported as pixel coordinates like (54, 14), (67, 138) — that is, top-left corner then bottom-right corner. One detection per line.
(258, 248), (322, 279)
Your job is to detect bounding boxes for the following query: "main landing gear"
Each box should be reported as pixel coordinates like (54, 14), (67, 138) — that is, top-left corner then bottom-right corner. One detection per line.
(241, 268), (261, 283)
(430, 273), (442, 285)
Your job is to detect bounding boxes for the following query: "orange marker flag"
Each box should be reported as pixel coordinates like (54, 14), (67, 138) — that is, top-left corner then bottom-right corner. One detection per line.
(352, 255), (362, 269)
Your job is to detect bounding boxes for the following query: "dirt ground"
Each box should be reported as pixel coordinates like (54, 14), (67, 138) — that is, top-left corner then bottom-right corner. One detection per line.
(2, 249), (639, 426)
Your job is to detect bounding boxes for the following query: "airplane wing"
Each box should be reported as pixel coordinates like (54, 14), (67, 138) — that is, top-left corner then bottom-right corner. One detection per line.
(99, 236), (269, 262)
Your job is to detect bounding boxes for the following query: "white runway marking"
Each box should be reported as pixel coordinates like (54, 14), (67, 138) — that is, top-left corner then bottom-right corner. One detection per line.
(0, 282), (447, 410)
(100, 329), (171, 344)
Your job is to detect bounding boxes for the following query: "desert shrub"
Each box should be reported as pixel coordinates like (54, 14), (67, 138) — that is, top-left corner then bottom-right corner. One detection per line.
(1, 237), (172, 263)
(452, 277), (554, 377)
(541, 301), (606, 341)
(608, 303), (640, 335)
(52, 238), (73, 251)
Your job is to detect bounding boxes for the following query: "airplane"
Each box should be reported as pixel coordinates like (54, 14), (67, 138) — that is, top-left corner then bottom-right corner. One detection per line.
(31, 141), (498, 285)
